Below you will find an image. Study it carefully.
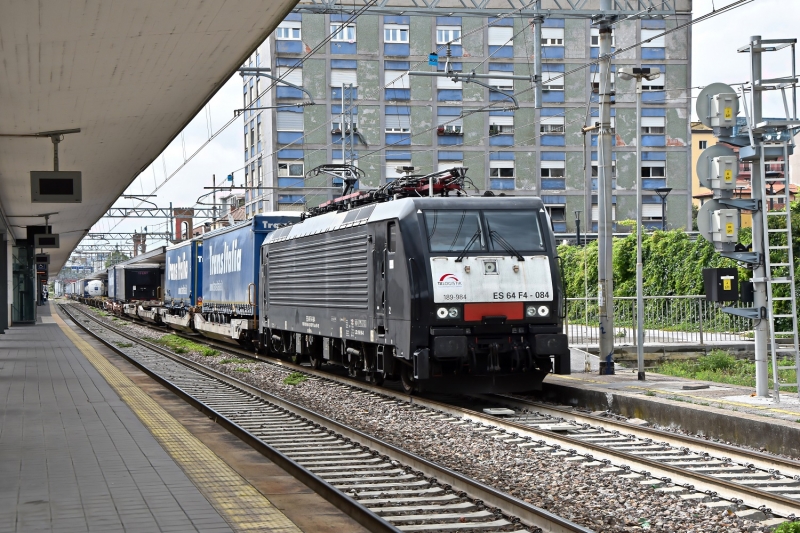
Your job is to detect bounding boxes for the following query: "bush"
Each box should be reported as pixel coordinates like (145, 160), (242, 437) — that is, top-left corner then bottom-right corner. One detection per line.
(775, 522), (800, 533)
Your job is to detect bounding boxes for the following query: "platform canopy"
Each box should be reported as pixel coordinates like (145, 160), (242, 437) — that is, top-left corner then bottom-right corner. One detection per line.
(0, 0), (298, 275)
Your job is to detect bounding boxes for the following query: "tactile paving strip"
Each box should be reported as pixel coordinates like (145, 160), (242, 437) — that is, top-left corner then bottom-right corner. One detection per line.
(54, 311), (302, 533)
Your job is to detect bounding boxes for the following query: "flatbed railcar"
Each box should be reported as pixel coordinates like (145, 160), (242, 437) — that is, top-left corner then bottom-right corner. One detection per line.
(260, 177), (569, 393)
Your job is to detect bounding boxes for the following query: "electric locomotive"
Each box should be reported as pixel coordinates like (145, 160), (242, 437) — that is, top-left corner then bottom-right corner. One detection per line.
(260, 167), (569, 393)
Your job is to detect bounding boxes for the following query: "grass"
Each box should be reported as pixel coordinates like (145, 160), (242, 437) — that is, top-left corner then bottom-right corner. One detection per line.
(114, 342), (133, 348)
(775, 522), (800, 533)
(656, 349), (797, 392)
(149, 335), (220, 357)
(283, 372), (308, 386)
(233, 367), (251, 373)
(219, 358), (251, 365)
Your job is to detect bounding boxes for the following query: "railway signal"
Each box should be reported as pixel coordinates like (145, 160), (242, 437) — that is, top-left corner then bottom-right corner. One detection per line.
(696, 37), (800, 401)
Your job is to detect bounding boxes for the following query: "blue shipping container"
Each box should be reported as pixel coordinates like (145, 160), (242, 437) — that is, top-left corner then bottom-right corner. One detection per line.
(165, 239), (202, 306)
(201, 214), (298, 315)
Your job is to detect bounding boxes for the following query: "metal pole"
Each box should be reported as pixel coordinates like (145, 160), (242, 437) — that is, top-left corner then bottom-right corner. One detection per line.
(661, 199), (667, 231)
(750, 35), (770, 397)
(575, 210), (582, 246)
(212, 174), (217, 228)
(532, 1), (543, 110)
(597, 0), (615, 374)
(636, 76), (645, 381)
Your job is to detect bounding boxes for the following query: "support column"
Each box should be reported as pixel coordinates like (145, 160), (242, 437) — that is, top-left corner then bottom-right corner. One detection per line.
(749, 35), (769, 397)
(597, 0), (616, 374)
(0, 235), (7, 333)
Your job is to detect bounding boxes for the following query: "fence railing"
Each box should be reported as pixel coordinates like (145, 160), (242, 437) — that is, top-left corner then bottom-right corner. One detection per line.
(565, 295), (754, 346)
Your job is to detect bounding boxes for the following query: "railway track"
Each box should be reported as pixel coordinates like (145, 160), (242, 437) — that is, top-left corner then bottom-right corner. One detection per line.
(62, 303), (590, 533)
(70, 302), (799, 527)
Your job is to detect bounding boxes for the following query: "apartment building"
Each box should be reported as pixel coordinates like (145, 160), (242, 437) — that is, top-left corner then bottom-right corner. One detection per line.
(241, 4), (692, 232)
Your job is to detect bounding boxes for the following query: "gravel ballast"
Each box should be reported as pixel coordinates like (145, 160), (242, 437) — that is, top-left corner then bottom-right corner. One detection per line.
(71, 304), (779, 533)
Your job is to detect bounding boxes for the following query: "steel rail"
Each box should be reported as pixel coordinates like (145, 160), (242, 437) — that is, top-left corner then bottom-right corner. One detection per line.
(71, 301), (799, 519)
(62, 303), (591, 533)
(488, 393), (800, 477)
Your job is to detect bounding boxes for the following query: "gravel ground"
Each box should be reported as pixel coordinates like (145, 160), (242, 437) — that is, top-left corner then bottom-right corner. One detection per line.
(71, 303), (778, 533)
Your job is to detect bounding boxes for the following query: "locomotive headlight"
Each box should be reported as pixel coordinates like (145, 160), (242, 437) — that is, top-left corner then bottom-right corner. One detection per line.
(537, 305), (550, 317)
(447, 307), (460, 318)
(525, 305), (537, 317)
(437, 307), (449, 318)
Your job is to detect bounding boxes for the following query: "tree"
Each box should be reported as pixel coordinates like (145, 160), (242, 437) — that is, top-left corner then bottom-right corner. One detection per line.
(105, 251), (130, 267)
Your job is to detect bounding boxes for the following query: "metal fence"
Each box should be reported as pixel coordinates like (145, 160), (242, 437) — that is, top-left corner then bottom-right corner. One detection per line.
(565, 295), (754, 346)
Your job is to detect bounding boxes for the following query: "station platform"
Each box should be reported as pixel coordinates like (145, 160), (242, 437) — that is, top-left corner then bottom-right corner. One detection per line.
(0, 302), (370, 533)
(540, 365), (800, 459)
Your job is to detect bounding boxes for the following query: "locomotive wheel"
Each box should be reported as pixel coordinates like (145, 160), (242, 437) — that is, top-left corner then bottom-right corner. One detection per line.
(400, 367), (416, 393)
(309, 354), (323, 370)
(368, 372), (385, 386)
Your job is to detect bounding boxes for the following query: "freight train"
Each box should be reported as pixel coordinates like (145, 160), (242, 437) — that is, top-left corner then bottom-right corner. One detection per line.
(69, 166), (569, 392)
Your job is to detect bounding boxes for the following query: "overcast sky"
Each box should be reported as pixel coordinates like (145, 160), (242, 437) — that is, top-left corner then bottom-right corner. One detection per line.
(90, 0), (800, 248)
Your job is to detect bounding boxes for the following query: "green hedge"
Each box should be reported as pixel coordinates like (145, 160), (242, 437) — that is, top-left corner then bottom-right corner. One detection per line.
(557, 201), (800, 331)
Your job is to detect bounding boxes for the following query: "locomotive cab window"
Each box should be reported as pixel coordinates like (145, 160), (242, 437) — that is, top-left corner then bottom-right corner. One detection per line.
(424, 210), (484, 252)
(484, 210), (545, 252)
(424, 209), (545, 254)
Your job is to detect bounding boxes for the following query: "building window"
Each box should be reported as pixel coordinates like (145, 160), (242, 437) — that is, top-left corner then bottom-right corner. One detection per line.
(540, 161), (565, 189)
(437, 162), (463, 173)
(642, 161), (666, 179)
(437, 76), (462, 90)
(642, 71), (665, 91)
(590, 28), (616, 47)
(591, 161), (617, 178)
(541, 27), (564, 46)
(542, 67), (564, 91)
(276, 21), (301, 40)
(488, 75), (514, 91)
(436, 26), (461, 44)
(540, 116), (565, 134)
(330, 69), (358, 87)
(437, 116), (462, 135)
(591, 204), (617, 222)
(384, 24), (409, 43)
(489, 116), (513, 136)
(546, 205), (567, 227)
(489, 161), (515, 190)
(330, 24), (356, 42)
(385, 162), (413, 182)
(699, 140), (708, 149)
(641, 116), (665, 134)
(384, 71), (410, 99)
(591, 72), (616, 93)
(385, 112), (410, 133)
(488, 26), (513, 46)
(278, 162), (304, 190)
(641, 29), (666, 47)
(276, 66), (303, 87)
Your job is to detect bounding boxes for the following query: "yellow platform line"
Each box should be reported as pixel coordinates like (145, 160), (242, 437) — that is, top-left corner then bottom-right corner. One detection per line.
(53, 310), (302, 533)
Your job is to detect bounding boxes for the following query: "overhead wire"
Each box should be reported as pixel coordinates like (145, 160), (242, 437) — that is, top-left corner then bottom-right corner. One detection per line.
(100, 0), (750, 237)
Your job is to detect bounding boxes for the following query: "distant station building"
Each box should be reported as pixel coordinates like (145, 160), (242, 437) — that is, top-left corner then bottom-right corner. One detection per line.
(241, 0), (693, 232)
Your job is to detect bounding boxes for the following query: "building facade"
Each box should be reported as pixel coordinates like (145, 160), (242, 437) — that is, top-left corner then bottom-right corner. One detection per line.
(241, 3), (693, 232)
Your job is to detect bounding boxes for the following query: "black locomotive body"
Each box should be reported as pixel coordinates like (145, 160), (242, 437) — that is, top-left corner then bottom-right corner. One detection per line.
(260, 196), (569, 393)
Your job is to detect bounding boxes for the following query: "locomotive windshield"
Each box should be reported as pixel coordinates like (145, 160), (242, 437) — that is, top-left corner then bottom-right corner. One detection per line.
(424, 209), (545, 254)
